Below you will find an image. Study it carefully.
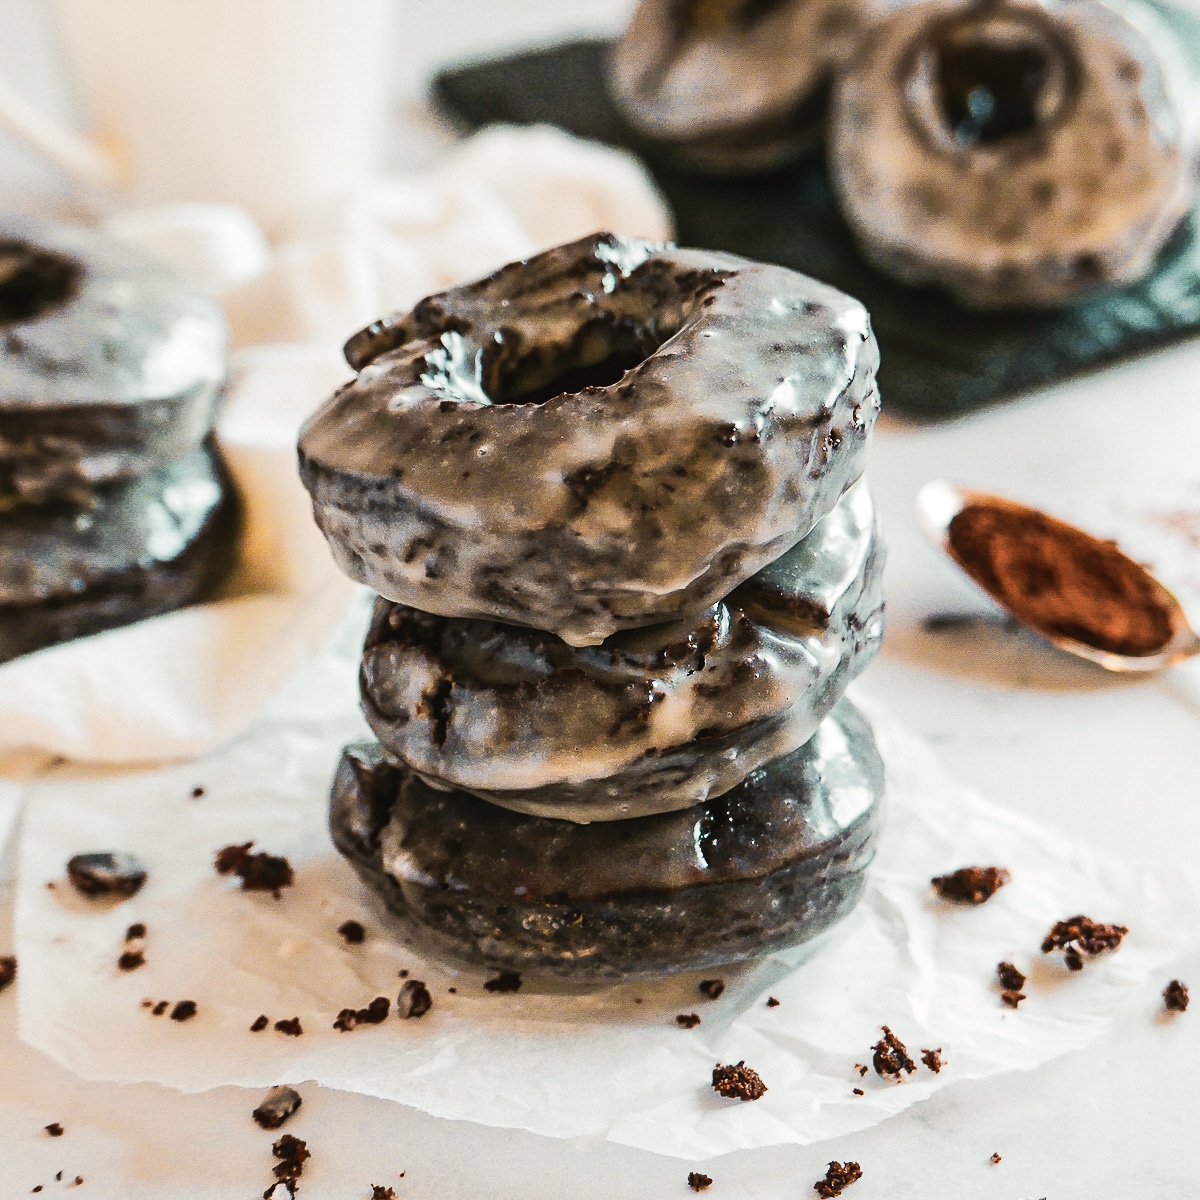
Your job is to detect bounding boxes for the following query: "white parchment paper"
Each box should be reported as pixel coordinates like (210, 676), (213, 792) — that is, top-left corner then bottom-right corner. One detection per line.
(14, 669), (1193, 1159)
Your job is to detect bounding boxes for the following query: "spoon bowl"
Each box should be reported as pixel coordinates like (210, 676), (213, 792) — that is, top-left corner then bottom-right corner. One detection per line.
(916, 480), (1200, 673)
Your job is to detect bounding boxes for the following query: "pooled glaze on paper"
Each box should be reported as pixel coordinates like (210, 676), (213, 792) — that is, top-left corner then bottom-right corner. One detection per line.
(300, 233), (880, 646)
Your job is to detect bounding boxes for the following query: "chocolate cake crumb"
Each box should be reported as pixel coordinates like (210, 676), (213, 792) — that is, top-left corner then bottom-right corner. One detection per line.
(699, 979), (725, 1000)
(253, 1086), (303, 1130)
(990, 1152), (1002, 1164)
(56, 1173), (62, 1182)
(1000, 990), (1026, 1009)
(371, 1189), (397, 1200)
(920, 1048), (944, 1073)
(1164, 979), (1189, 1013)
(854, 1064), (868, 1077)
(688, 1171), (713, 1191)
(396, 979), (432, 1019)
(71, 1178), (83, 1187)
(997, 962), (1026, 991)
(274, 1017), (303, 1037)
(191, 786), (205, 799)
(0, 954), (15, 993)
(66, 852), (147, 899)
(931, 866), (1010, 905)
(398, 969), (408, 979)
(676, 1012), (702, 1029)
(1041, 915), (1128, 969)
(447, 987), (456, 994)
(214, 842), (294, 897)
(45, 1123), (63, 1137)
(711, 1061), (767, 1101)
(337, 920), (365, 945)
(333, 997), (390, 1031)
(251, 1015), (270, 1032)
(125, 923), (146, 941)
(871, 1026), (916, 1081)
(117, 949), (145, 972)
(484, 971), (522, 994)
(766, 997), (780, 1008)
(815, 1160), (862, 1197)
(170, 1000), (197, 1022)
(32, 1186), (42, 1192)
(852, 1088), (864, 1096)
(265, 1133), (309, 1198)
(152, 1000), (168, 1016)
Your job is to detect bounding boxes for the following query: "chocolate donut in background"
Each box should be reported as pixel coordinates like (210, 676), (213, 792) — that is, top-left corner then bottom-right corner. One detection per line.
(330, 700), (884, 982)
(0, 442), (237, 664)
(300, 233), (879, 648)
(0, 218), (227, 501)
(829, 0), (1200, 308)
(361, 481), (883, 823)
(607, 0), (878, 172)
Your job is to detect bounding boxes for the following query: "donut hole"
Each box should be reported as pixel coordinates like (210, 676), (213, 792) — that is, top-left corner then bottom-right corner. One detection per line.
(486, 322), (669, 406)
(0, 240), (81, 326)
(908, 16), (1076, 152)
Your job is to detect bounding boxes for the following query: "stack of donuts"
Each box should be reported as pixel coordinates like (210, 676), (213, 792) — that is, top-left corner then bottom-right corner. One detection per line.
(300, 232), (887, 981)
(0, 218), (234, 663)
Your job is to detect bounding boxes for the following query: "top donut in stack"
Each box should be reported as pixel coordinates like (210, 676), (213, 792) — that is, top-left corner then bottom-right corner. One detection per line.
(0, 218), (234, 662)
(301, 233), (885, 978)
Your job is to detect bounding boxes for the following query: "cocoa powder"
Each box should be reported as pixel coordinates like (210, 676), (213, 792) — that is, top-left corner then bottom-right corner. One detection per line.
(947, 502), (1175, 658)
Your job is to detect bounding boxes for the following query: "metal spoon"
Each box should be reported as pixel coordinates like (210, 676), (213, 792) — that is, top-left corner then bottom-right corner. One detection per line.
(916, 480), (1200, 673)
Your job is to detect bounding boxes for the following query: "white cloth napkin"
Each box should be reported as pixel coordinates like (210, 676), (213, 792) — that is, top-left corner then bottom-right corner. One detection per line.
(0, 124), (673, 768)
(13, 675), (1194, 1159)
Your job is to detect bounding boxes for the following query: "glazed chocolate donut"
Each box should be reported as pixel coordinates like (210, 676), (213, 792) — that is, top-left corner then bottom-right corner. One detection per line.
(0, 218), (227, 500)
(829, 0), (1199, 308)
(607, 0), (876, 172)
(299, 233), (879, 647)
(0, 442), (236, 663)
(329, 700), (884, 981)
(360, 480), (883, 822)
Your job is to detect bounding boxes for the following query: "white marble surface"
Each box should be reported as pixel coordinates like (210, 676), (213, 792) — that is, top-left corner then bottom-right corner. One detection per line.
(4, 2), (1200, 1196)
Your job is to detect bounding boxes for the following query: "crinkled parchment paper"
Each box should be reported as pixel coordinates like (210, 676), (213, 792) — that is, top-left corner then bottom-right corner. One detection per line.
(13, 653), (1193, 1158)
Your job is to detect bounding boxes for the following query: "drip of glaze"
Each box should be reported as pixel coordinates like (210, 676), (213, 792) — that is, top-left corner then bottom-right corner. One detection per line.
(0, 240), (81, 326)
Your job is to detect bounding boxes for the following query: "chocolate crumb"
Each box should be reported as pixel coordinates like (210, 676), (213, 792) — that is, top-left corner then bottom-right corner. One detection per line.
(931, 866), (1010, 905)
(1164, 979), (1189, 1013)
(45, 1123), (63, 1137)
(333, 997), (390, 1032)
(56, 1173), (62, 1182)
(32, 1187), (42, 1192)
(766, 996), (780, 1008)
(117, 949), (145, 972)
(125, 923), (146, 941)
(274, 1017), (303, 1037)
(1041, 915), (1128, 969)
(990, 1152), (1002, 1164)
(66, 852), (147, 899)
(687, 1171), (713, 1191)
(371, 1189), (397, 1200)
(0, 954), (15, 994)
(170, 1000), (197, 1022)
(699, 979), (725, 1000)
(396, 979), (432, 1019)
(996, 962), (1026, 991)
(815, 1160), (862, 1197)
(447, 987), (456, 994)
(214, 842), (294, 897)
(711, 1060), (767, 1101)
(854, 1063), (868, 1077)
(920, 1047), (944, 1074)
(484, 970), (522, 994)
(71, 1177), (83, 1187)
(676, 1012), (702, 1029)
(337, 920), (365, 945)
(191, 786), (205, 799)
(253, 1086), (303, 1130)
(398, 969), (408, 979)
(852, 1087), (864, 1096)
(151, 1000), (168, 1016)
(1000, 990), (1026, 1009)
(265, 1133), (309, 1198)
(871, 1026), (916, 1081)
(251, 1014), (270, 1032)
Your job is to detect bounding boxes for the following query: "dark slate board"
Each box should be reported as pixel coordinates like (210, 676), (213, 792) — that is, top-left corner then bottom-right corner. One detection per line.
(431, 28), (1200, 422)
